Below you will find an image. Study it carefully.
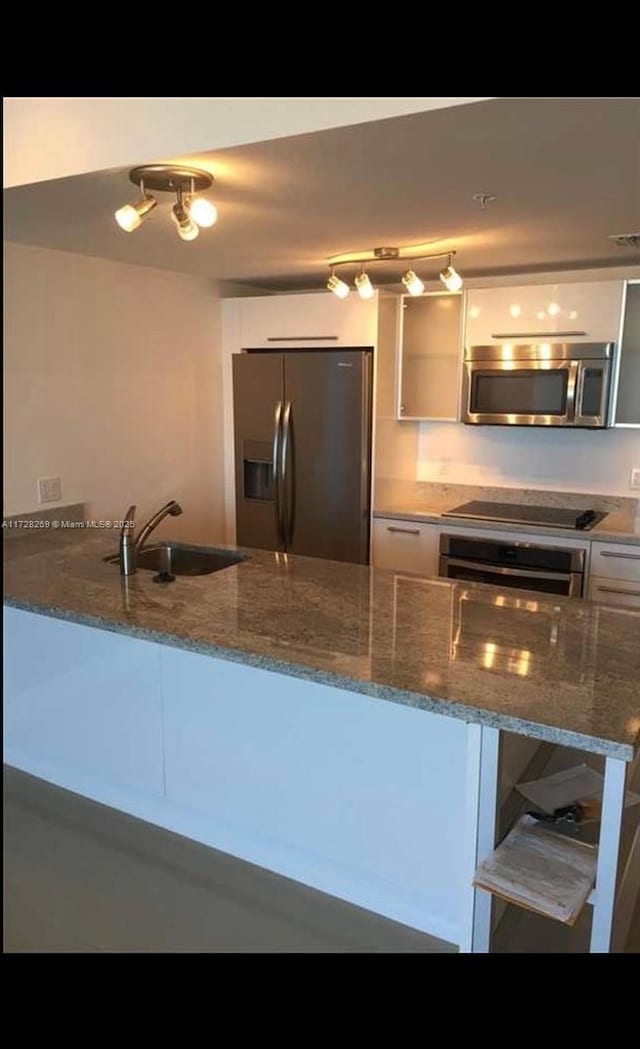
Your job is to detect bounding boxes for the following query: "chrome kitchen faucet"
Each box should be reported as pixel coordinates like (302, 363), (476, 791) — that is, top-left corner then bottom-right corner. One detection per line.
(119, 500), (183, 576)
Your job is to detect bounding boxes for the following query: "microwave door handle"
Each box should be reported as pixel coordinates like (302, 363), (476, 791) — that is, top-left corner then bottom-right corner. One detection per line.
(574, 362), (587, 421)
(566, 360), (579, 422)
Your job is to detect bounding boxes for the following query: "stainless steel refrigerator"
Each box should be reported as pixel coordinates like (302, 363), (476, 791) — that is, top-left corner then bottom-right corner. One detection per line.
(232, 350), (373, 564)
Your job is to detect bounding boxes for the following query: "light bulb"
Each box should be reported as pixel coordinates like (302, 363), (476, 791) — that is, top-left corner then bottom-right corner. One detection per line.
(440, 263), (463, 292)
(327, 273), (350, 299)
(172, 202), (200, 241)
(188, 197), (218, 228)
(114, 195), (157, 233)
(401, 269), (425, 296)
(355, 271), (374, 300)
(176, 221), (199, 242)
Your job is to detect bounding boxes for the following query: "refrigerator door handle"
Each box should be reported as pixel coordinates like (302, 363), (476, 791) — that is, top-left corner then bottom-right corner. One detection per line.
(272, 400), (284, 549)
(281, 400), (294, 549)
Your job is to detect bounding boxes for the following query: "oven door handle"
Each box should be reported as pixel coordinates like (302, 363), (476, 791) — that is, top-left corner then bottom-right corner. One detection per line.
(443, 558), (574, 582)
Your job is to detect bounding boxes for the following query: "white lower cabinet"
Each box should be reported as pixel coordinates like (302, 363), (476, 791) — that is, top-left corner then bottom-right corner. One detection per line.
(589, 541), (640, 607)
(3, 608), (164, 796)
(372, 517), (439, 577)
(588, 576), (640, 608)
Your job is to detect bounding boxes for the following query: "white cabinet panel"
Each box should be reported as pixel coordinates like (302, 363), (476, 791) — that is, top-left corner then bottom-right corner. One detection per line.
(238, 292), (378, 348)
(589, 576), (640, 608)
(466, 282), (624, 345)
(590, 542), (640, 582)
(162, 645), (466, 942)
(3, 608), (164, 796)
(372, 518), (439, 577)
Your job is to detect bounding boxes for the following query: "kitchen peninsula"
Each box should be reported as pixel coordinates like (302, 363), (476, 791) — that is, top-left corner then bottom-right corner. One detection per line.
(4, 532), (639, 952)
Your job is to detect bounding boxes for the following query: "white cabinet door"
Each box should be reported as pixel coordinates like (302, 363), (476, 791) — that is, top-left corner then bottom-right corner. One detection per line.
(590, 542), (640, 582)
(466, 282), (624, 345)
(3, 608), (164, 797)
(612, 282), (640, 427)
(372, 518), (439, 577)
(238, 292), (379, 348)
(398, 292), (463, 420)
(588, 576), (640, 608)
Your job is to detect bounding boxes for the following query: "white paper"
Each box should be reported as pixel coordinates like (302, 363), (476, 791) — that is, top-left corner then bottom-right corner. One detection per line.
(517, 763), (640, 814)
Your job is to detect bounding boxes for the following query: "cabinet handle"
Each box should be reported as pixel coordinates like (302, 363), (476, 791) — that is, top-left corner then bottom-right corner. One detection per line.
(594, 585), (640, 597)
(266, 336), (339, 342)
(598, 550), (640, 561)
(490, 330), (588, 339)
(386, 526), (420, 535)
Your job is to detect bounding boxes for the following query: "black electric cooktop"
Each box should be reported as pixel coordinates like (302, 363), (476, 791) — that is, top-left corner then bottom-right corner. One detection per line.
(441, 501), (607, 531)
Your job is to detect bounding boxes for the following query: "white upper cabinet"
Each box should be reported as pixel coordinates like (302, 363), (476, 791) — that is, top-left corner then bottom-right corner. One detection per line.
(611, 282), (640, 427)
(465, 281), (624, 345)
(237, 292), (379, 349)
(398, 292), (463, 420)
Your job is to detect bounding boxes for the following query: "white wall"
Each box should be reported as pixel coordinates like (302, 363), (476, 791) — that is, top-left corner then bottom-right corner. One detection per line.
(4, 242), (225, 542)
(417, 422), (640, 497)
(3, 97), (489, 189)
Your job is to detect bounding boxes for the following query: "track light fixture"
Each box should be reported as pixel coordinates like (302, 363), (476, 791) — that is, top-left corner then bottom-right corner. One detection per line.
(114, 165), (218, 243)
(355, 265), (375, 300)
(401, 267), (425, 297)
(326, 246), (463, 298)
(115, 185), (157, 232)
(440, 255), (463, 292)
(171, 186), (200, 242)
(327, 266), (350, 299)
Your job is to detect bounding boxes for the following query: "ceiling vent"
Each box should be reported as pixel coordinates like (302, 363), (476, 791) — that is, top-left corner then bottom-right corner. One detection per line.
(609, 233), (640, 249)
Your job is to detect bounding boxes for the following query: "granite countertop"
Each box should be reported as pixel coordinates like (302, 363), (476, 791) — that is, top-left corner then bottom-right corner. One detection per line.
(373, 504), (640, 546)
(4, 532), (639, 761)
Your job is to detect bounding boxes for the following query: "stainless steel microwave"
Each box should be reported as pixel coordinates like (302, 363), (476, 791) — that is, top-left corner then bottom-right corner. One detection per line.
(460, 342), (613, 427)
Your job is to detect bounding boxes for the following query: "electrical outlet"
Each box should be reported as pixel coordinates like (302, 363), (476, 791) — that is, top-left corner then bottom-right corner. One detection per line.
(631, 468), (640, 490)
(37, 476), (62, 504)
(439, 457), (451, 477)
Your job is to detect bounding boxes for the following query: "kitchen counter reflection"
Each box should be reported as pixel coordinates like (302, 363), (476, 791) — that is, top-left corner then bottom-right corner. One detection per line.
(3, 533), (639, 760)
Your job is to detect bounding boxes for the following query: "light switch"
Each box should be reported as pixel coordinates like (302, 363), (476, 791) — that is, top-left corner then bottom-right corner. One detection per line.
(37, 476), (62, 504)
(630, 468), (640, 490)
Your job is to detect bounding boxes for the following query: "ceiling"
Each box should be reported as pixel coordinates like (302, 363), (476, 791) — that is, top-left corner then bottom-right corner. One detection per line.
(4, 98), (640, 291)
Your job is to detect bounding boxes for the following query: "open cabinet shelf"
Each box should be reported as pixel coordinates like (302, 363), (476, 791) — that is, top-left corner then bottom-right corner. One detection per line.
(478, 736), (640, 952)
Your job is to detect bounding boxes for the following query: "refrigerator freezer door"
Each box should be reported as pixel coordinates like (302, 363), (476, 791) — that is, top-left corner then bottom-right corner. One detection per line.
(233, 353), (284, 552)
(283, 350), (372, 564)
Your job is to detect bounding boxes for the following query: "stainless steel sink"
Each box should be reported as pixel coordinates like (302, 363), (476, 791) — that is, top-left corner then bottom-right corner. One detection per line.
(103, 542), (246, 577)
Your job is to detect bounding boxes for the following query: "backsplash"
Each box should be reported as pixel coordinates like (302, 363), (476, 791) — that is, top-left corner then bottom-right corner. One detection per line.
(3, 502), (86, 539)
(416, 423), (640, 498)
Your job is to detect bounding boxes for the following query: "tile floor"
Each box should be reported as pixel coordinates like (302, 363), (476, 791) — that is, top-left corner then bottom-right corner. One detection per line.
(3, 767), (453, 954)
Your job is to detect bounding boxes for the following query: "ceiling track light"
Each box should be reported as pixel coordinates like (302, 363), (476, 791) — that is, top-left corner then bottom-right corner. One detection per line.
(355, 266), (375, 300)
(439, 254), (463, 292)
(325, 247), (463, 299)
(172, 185), (200, 242)
(327, 266), (350, 299)
(114, 164), (218, 242)
(401, 266), (425, 297)
(115, 179), (158, 232)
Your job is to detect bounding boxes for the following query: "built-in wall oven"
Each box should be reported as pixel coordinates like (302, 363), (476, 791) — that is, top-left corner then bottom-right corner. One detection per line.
(461, 342), (613, 427)
(439, 534), (586, 598)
